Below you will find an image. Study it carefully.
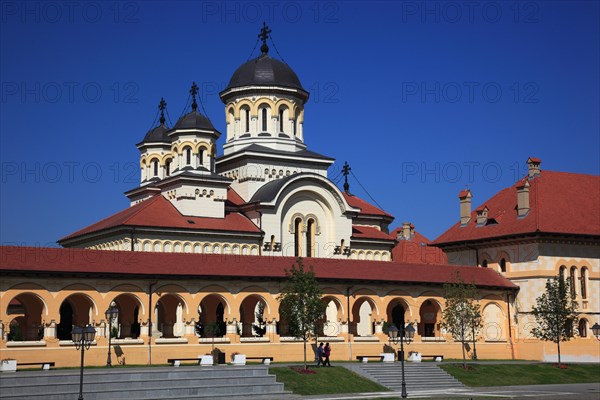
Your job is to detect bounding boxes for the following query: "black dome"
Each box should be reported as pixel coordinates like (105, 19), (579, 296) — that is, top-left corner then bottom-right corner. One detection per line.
(173, 110), (217, 131)
(142, 124), (170, 144)
(225, 54), (306, 92)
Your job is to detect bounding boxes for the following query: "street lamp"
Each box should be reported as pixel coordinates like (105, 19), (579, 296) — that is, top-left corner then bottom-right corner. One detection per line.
(388, 323), (416, 398)
(72, 324), (96, 400)
(105, 303), (119, 366)
(591, 322), (600, 340)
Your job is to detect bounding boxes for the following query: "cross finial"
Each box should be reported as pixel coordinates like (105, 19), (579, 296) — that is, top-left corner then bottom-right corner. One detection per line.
(190, 82), (199, 112)
(342, 161), (351, 193)
(158, 97), (166, 125)
(259, 22), (271, 54)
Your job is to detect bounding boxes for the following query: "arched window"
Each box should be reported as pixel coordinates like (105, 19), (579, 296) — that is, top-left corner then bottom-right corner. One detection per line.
(578, 319), (588, 337)
(293, 119), (297, 136)
(500, 258), (506, 273)
(294, 217), (302, 258)
(482, 260), (488, 268)
(165, 160), (171, 176)
(245, 108), (250, 132)
(261, 108), (268, 132)
(570, 266), (577, 297)
(279, 109), (284, 132)
(153, 160), (159, 177)
(199, 148), (205, 168)
(306, 219), (315, 258)
(581, 267), (588, 299)
(185, 148), (192, 165)
(559, 265), (566, 279)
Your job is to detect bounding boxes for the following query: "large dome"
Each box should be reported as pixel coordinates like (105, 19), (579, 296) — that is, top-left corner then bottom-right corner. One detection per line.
(224, 54), (307, 93)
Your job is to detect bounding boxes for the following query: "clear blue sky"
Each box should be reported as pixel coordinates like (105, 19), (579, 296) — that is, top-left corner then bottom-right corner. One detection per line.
(1, 1), (599, 247)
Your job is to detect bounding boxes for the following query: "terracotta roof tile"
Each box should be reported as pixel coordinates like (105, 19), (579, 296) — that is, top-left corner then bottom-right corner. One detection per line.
(390, 227), (448, 264)
(351, 225), (395, 241)
(0, 246), (517, 290)
(342, 193), (392, 217)
(226, 187), (246, 207)
(60, 195), (260, 242)
(434, 171), (600, 245)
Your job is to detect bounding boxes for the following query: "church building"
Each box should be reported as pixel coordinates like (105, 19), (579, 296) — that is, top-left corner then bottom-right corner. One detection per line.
(1, 26), (598, 367)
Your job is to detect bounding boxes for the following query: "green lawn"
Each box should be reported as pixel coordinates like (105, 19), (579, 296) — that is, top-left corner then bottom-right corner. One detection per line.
(270, 366), (389, 395)
(441, 363), (600, 387)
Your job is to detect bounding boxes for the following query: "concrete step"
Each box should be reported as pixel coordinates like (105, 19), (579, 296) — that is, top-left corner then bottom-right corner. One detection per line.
(0, 365), (269, 386)
(0, 375), (280, 396)
(0, 383), (288, 400)
(352, 363), (464, 391)
(0, 366), (289, 400)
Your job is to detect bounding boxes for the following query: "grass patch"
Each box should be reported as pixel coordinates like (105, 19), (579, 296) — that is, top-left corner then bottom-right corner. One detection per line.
(441, 363), (600, 387)
(270, 366), (389, 395)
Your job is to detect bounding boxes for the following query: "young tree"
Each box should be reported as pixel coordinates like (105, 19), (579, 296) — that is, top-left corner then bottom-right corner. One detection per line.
(277, 258), (326, 370)
(441, 271), (482, 369)
(204, 322), (221, 365)
(531, 275), (578, 367)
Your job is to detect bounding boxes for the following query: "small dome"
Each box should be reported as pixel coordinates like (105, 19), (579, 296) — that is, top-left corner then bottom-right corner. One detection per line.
(173, 110), (217, 131)
(224, 54), (306, 93)
(141, 124), (170, 144)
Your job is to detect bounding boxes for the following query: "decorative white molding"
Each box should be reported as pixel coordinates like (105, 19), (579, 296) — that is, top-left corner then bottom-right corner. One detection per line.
(6, 340), (46, 347)
(155, 338), (188, 344)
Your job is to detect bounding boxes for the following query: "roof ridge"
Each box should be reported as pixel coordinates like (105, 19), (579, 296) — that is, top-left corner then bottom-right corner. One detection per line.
(120, 194), (165, 223)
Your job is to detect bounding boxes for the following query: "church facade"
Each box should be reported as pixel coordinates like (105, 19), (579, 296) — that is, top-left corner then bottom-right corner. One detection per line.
(1, 27), (598, 367)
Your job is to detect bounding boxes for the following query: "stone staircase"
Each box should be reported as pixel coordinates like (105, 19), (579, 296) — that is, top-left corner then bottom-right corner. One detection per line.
(351, 362), (464, 392)
(0, 365), (294, 400)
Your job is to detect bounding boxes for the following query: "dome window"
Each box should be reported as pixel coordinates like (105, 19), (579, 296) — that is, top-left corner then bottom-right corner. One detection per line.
(153, 160), (159, 177)
(279, 109), (284, 132)
(261, 108), (268, 132)
(185, 148), (192, 165)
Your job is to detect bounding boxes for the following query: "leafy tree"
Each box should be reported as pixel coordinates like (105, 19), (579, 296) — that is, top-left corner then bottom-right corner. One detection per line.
(253, 302), (267, 337)
(277, 258), (326, 370)
(7, 322), (23, 341)
(531, 275), (578, 367)
(204, 322), (222, 364)
(441, 271), (482, 369)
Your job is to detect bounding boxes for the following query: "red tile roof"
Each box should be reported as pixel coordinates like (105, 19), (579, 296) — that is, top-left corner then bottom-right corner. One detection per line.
(0, 246), (518, 290)
(226, 187), (246, 207)
(60, 195), (261, 242)
(343, 193), (392, 217)
(390, 228), (448, 264)
(434, 171), (600, 245)
(351, 225), (395, 241)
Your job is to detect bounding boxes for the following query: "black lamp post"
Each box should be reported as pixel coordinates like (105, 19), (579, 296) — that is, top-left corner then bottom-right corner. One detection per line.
(591, 322), (600, 340)
(105, 304), (119, 367)
(388, 323), (416, 398)
(72, 324), (96, 400)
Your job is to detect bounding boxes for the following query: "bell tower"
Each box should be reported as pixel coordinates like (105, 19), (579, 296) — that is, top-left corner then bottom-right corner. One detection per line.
(219, 23), (310, 155)
(216, 25), (334, 202)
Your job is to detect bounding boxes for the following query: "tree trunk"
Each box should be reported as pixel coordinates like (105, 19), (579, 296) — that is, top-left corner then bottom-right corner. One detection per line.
(557, 340), (561, 367)
(303, 337), (307, 370)
(461, 325), (466, 369)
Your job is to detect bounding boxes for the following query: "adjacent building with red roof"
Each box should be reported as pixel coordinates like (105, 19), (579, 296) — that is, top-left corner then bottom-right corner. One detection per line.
(434, 158), (599, 362)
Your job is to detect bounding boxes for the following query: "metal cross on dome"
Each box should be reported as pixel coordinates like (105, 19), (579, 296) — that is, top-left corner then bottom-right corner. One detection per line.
(342, 161), (351, 193)
(190, 82), (199, 111)
(259, 22), (271, 54)
(158, 97), (166, 125)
